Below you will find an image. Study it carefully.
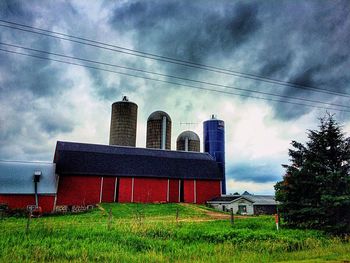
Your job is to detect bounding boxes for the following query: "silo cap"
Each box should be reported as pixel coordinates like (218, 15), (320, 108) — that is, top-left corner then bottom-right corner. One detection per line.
(177, 130), (200, 142)
(147, 111), (172, 121)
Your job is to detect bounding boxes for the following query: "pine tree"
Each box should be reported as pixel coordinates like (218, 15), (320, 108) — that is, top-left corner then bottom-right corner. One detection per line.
(275, 114), (350, 234)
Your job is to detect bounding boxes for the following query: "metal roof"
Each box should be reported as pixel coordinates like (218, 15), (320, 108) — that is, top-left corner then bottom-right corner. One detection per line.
(54, 141), (223, 180)
(247, 195), (278, 205)
(0, 161), (57, 194)
(208, 195), (242, 202)
(177, 131), (200, 142)
(208, 194), (277, 205)
(147, 111), (172, 121)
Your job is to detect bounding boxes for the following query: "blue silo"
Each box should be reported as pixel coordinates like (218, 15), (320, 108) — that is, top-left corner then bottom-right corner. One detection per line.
(203, 115), (226, 194)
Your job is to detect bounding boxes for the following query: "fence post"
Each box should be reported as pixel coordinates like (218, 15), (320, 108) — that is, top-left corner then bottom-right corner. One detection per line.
(26, 210), (31, 234)
(275, 213), (279, 231)
(230, 208), (234, 226)
(176, 207), (179, 223)
(108, 208), (112, 231)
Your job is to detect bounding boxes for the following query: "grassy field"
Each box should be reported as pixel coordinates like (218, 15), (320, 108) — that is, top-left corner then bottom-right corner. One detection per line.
(0, 203), (349, 262)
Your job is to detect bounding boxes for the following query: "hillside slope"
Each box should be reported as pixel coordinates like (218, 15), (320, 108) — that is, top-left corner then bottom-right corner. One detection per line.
(0, 203), (349, 262)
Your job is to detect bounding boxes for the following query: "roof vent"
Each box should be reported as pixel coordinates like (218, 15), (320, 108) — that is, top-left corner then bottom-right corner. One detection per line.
(211, 114), (217, 119)
(122, 96), (129, 101)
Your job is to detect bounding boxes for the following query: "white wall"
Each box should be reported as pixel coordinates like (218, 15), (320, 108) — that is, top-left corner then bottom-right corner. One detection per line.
(209, 199), (254, 215)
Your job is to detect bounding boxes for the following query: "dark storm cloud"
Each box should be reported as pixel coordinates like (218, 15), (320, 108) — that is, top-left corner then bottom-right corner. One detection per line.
(109, 0), (350, 120)
(110, 1), (261, 63)
(36, 112), (74, 135)
(0, 0), (34, 22)
(0, 1), (81, 160)
(227, 163), (281, 183)
(87, 69), (140, 100)
(0, 4), (70, 97)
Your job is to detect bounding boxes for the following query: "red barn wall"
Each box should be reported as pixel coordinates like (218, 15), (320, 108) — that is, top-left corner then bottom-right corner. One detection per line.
(169, 179), (179, 202)
(101, 177), (116, 203)
(56, 175), (101, 206)
(184, 180), (195, 203)
(0, 194), (55, 213)
(195, 180), (221, 204)
(133, 178), (168, 203)
(118, 177), (133, 203)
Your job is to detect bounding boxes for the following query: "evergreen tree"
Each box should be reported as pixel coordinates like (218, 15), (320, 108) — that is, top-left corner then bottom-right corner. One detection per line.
(275, 114), (350, 234)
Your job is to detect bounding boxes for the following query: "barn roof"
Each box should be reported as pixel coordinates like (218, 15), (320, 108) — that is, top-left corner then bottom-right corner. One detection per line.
(0, 161), (57, 194)
(208, 194), (277, 205)
(54, 141), (223, 180)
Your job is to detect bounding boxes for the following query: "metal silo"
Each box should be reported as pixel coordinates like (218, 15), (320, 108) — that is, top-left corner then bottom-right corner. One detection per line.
(146, 111), (172, 150)
(109, 96), (138, 147)
(203, 115), (226, 194)
(176, 131), (200, 152)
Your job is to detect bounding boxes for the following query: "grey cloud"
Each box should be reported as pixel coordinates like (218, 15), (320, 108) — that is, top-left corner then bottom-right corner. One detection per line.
(258, 52), (295, 78)
(36, 113), (74, 135)
(227, 163), (282, 183)
(110, 0), (350, 121)
(0, 0), (34, 22)
(110, 1), (261, 64)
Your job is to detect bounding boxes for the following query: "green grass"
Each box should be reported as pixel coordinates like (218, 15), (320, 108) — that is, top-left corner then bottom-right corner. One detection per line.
(0, 203), (349, 262)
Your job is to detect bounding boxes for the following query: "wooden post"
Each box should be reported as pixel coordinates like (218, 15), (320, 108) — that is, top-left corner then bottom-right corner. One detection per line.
(275, 213), (279, 231)
(230, 208), (234, 226)
(108, 208), (112, 231)
(176, 207), (179, 223)
(26, 211), (31, 234)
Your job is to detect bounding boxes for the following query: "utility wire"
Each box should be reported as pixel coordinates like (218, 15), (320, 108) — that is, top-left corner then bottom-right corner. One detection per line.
(1, 42), (349, 110)
(1, 47), (349, 113)
(0, 20), (349, 98)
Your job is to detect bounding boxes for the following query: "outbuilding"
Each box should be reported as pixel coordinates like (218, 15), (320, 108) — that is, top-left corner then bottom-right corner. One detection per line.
(0, 161), (58, 213)
(207, 193), (278, 215)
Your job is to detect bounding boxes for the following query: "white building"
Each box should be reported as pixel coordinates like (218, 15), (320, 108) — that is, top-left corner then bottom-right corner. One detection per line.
(207, 192), (278, 215)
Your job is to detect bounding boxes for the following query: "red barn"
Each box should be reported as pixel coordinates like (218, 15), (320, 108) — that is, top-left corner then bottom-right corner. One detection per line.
(53, 141), (222, 207)
(0, 141), (223, 213)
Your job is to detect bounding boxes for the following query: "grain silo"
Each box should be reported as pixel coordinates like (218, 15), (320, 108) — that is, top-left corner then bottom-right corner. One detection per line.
(109, 96), (138, 147)
(146, 111), (171, 150)
(203, 115), (226, 194)
(176, 131), (200, 152)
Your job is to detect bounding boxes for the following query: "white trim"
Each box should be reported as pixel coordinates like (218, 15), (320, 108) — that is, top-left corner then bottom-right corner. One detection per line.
(53, 175), (60, 212)
(99, 177), (104, 203)
(178, 179), (181, 202)
(131, 177), (134, 202)
(167, 179), (170, 202)
(194, 180), (197, 204)
(161, 116), (167, 150)
(114, 177), (118, 202)
(207, 196), (255, 205)
(220, 180), (222, 196)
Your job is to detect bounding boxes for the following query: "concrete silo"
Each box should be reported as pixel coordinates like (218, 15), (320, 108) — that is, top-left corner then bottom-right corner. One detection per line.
(176, 131), (200, 152)
(203, 115), (226, 194)
(109, 96), (138, 147)
(146, 111), (171, 150)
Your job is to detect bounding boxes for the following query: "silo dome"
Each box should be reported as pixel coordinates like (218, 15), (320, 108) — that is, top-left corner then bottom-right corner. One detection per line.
(109, 96), (138, 147)
(176, 131), (200, 152)
(147, 111), (172, 122)
(146, 111), (172, 150)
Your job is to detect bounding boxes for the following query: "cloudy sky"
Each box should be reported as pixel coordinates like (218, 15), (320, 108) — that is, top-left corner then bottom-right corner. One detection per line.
(1, 0), (349, 195)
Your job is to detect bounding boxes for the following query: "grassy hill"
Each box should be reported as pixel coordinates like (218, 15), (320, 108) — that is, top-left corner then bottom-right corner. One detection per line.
(0, 203), (349, 262)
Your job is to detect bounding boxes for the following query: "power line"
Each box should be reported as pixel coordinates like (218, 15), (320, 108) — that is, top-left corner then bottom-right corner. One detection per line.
(0, 19), (349, 98)
(1, 42), (349, 110)
(1, 47), (349, 114)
